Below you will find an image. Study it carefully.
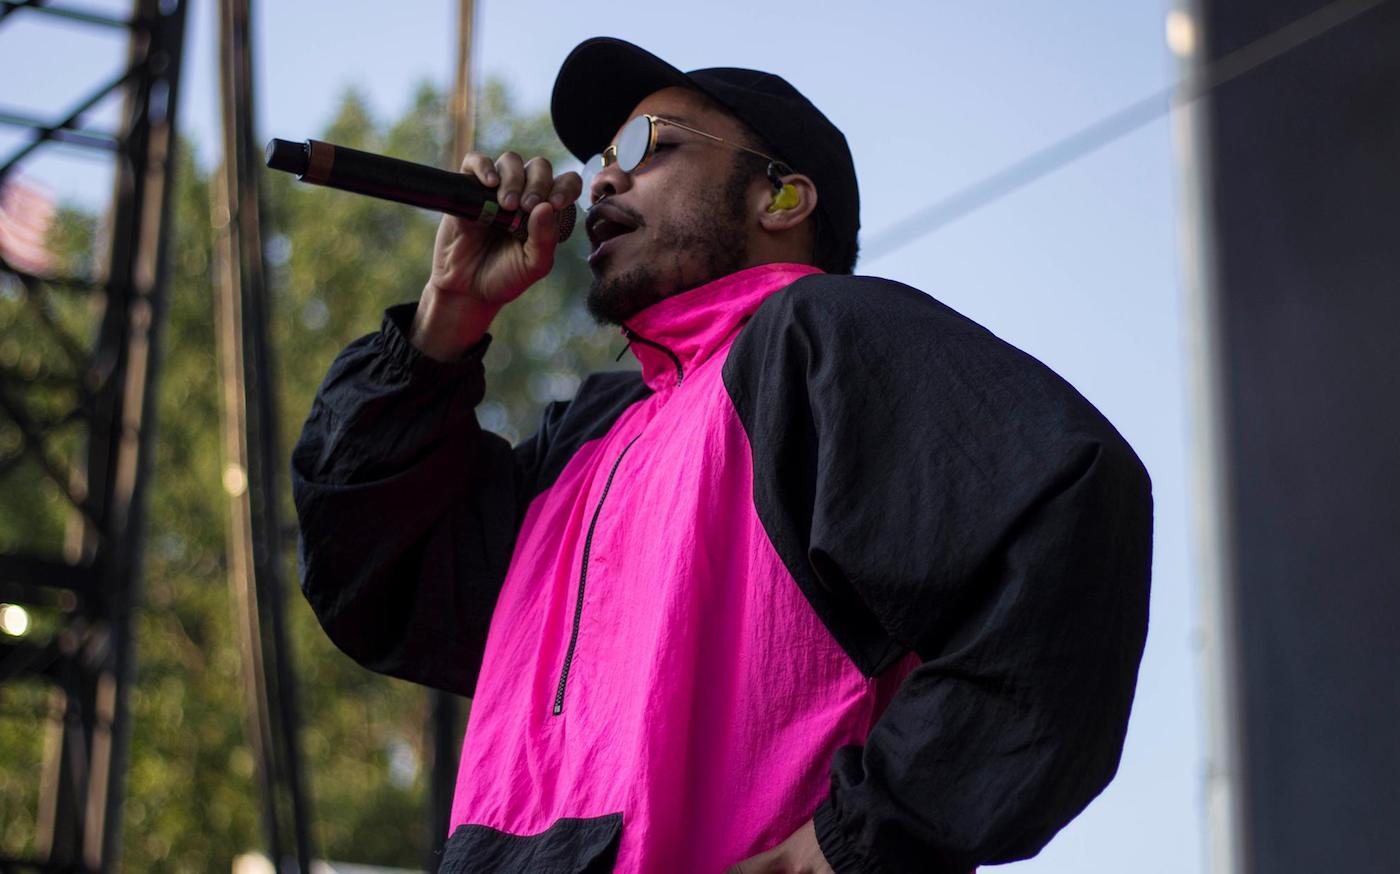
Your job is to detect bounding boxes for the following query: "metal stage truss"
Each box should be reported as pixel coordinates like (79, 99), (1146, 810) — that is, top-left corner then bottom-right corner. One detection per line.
(0, 0), (187, 871)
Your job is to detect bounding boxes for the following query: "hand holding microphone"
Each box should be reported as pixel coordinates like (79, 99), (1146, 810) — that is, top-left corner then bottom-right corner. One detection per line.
(266, 138), (584, 360)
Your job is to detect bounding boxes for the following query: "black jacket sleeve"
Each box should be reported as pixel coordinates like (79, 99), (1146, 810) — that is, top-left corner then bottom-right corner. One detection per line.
(291, 304), (525, 695)
(723, 275), (1153, 873)
(292, 304), (648, 696)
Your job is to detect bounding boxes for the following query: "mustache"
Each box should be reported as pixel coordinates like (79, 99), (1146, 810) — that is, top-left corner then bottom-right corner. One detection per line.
(588, 195), (647, 228)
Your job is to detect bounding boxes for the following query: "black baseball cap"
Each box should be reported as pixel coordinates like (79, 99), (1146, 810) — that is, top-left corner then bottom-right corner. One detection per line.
(551, 37), (860, 273)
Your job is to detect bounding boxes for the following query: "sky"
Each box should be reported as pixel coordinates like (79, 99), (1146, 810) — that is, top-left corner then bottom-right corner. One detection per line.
(0, 1), (1204, 871)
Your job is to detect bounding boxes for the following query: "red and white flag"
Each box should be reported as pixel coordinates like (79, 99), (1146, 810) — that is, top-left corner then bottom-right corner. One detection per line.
(0, 175), (57, 276)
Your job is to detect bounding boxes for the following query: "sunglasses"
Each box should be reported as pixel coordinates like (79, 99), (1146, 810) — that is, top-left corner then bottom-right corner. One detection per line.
(582, 113), (792, 203)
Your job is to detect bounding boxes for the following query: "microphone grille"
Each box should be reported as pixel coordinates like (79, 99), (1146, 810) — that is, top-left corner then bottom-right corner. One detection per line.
(556, 203), (577, 243)
(509, 203), (578, 244)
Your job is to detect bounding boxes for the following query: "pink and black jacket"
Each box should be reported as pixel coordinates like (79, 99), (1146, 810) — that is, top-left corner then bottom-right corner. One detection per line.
(293, 263), (1153, 873)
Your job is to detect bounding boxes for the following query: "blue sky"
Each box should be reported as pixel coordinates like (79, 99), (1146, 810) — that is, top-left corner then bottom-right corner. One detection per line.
(1, 2), (1203, 870)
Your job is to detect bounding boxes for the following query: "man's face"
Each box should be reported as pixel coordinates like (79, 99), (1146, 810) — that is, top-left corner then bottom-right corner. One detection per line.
(583, 87), (759, 325)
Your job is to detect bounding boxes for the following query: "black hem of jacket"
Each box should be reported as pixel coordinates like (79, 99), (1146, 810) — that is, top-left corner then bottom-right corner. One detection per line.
(815, 796), (876, 874)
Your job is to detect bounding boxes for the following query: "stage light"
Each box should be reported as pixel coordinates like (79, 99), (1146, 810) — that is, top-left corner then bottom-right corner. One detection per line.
(0, 603), (31, 637)
(1166, 9), (1198, 57)
(223, 463), (248, 497)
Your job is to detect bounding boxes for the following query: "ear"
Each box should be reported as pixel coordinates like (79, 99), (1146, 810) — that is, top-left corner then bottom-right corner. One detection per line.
(754, 172), (818, 234)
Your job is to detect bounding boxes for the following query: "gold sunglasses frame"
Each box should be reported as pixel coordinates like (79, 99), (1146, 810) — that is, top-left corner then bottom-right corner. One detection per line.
(585, 114), (792, 198)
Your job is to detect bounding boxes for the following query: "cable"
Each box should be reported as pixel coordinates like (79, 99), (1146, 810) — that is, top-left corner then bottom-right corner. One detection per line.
(860, 0), (1394, 263)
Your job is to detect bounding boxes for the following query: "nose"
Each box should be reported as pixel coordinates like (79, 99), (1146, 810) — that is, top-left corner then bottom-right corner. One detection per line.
(588, 159), (632, 205)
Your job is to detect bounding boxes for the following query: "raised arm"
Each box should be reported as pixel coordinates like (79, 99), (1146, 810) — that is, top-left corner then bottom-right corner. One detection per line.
(290, 151), (582, 694)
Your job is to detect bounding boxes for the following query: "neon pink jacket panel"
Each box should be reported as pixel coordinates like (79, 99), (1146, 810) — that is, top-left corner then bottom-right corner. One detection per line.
(449, 263), (913, 872)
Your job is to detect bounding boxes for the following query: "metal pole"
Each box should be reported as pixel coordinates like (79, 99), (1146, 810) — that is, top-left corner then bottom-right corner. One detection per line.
(1174, 5), (1248, 872)
(214, 0), (312, 869)
(450, 0), (477, 168)
(83, 1), (186, 868)
(427, 3), (478, 867)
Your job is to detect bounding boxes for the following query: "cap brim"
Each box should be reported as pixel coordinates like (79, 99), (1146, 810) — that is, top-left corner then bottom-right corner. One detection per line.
(551, 38), (702, 162)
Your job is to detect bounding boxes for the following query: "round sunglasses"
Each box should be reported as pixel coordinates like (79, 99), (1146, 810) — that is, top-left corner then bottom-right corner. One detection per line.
(581, 113), (791, 202)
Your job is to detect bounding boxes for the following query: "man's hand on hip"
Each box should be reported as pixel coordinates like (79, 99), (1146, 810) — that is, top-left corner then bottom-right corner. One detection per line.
(724, 818), (835, 874)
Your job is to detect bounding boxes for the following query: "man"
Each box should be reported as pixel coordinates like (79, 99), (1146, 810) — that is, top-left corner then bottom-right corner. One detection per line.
(293, 37), (1153, 874)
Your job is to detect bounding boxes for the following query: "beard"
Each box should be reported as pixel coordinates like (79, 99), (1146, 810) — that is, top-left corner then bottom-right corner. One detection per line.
(586, 160), (752, 326)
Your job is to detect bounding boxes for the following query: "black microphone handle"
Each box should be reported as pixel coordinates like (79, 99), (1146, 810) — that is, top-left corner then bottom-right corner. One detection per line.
(264, 138), (576, 243)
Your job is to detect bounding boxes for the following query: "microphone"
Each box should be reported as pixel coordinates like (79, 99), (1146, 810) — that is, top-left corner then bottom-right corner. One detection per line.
(264, 138), (577, 243)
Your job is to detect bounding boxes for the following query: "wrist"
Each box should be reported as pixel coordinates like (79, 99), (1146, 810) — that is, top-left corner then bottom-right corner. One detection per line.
(411, 282), (502, 361)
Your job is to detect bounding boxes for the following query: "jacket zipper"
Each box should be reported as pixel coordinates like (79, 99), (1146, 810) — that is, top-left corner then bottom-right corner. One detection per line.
(552, 435), (641, 716)
(622, 327), (684, 387)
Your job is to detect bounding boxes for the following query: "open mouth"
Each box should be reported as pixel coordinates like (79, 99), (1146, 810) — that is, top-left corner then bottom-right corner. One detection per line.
(585, 202), (641, 256)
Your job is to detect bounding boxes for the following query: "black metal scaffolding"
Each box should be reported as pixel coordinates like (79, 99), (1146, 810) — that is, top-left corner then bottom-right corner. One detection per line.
(0, 1), (510, 869)
(0, 0), (187, 871)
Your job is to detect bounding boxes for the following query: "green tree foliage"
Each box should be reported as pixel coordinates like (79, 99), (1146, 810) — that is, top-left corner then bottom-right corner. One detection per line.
(0, 204), (108, 854)
(0, 78), (623, 870)
(0, 204), (103, 556)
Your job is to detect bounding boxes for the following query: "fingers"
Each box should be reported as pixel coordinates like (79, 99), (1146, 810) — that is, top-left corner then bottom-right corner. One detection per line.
(457, 151), (501, 186)
(520, 201), (559, 280)
(490, 151), (525, 210)
(457, 150), (527, 209)
(723, 851), (770, 874)
(549, 171), (584, 209)
(518, 156), (553, 212)
(459, 151), (583, 212)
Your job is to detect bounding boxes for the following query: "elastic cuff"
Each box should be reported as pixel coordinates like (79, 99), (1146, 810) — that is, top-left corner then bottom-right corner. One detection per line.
(380, 302), (492, 378)
(814, 796), (872, 874)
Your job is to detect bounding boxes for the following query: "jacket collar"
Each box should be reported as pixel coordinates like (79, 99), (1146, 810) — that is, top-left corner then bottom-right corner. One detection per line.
(621, 262), (822, 390)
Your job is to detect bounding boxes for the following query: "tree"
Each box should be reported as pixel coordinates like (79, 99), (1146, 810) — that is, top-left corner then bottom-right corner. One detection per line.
(0, 204), (116, 859)
(0, 77), (622, 870)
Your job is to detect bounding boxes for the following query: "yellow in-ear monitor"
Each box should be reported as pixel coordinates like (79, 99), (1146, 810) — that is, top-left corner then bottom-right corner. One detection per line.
(767, 183), (800, 213)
